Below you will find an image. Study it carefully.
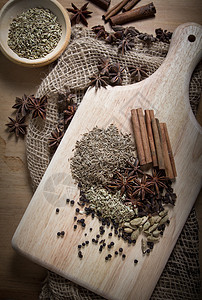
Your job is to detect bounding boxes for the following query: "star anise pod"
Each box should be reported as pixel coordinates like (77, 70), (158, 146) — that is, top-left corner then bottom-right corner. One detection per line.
(146, 168), (169, 195)
(138, 33), (156, 45)
(5, 115), (27, 137)
(48, 126), (64, 149)
(109, 63), (124, 85)
(132, 174), (155, 200)
(58, 91), (76, 113)
(124, 193), (144, 210)
(12, 94), (31, 117)
(112, 25), (139, 37)
(92, 25), (108, 39)
(67, 3), (92, 27)
(128, 65), (149, 82)
(125, 158), (144, 176)
(117, 37), (135, 55)
(28, 95), (47, 120)
(88, 73), (109, 91)
(155, 28), (172, 43)
(107, 170), (136, 196)
(98, 57), (111, 75)
(64, 103), (77, 125)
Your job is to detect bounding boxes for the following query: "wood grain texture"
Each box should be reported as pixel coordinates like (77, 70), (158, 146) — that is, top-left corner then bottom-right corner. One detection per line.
(11, 23), (202, 300)
(1, 0), (202, 299)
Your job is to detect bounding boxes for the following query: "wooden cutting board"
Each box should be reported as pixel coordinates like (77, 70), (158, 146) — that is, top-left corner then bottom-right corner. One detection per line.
(12, 23), (202, 300)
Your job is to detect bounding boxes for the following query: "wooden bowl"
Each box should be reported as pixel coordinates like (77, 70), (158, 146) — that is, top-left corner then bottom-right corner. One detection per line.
(0, 0), (71, 67)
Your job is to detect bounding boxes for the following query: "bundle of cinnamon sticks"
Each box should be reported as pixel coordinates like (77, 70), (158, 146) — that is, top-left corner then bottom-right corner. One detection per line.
(131, 108), (177, 180)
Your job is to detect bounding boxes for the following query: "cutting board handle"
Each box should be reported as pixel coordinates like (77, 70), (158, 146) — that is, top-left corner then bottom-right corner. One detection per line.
(159, 22), (202, 84)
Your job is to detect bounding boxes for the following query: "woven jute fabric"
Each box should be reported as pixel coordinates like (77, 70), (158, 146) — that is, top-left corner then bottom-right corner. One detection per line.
(25, 25), (201, 300)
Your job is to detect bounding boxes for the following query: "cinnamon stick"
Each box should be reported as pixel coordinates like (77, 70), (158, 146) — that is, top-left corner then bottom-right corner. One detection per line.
(131, 109), (146, 165)
(163, 123), (177, 178)
(137, 108), (152, 164)
(110, 2), (156, 25)
(151, 118), (164, 170)
(145, 110), (158, 167)
(159, 123), (174, 179)
(122, 0), (140, 12)
(103, 0), (130, 21)
(89, 0), (111, 11)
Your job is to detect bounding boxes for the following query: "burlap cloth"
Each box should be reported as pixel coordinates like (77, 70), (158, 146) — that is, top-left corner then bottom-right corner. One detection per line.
(25, 25), (201, 299)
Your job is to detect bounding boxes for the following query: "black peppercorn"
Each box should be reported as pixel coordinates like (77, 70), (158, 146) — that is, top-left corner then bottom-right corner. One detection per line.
(66, 198), (70, 203)
(74, 216), (77, 221)
(115, 251), (118, 255)
(122, 254), (126, 259)
(82, 242), (85, 247)
(74, 225), (77, 229)
(105, 256), (108, 261)
(70, 200), (75, 205)
(134, 259), (138, 264)
(110, 242), (114, 246)
(146, 249), (150, 254)
(108, 233), (112, 237)
(108, 245), (111, 249)
(92, 238), (95, 243)
(56, 208), (59, 213)
(76, 208), (80, 213)
(108, 254), (112, 258)
(61, 231), (65, 236)
(82, 223), (86, 228)
(96, 234), (100, 239)
(119, 248), (123, 253)
(78, 244), (81, 249)
(57, 232), (61, 236)
(86, 241), (89, 245)
(90, 228), (93, 231)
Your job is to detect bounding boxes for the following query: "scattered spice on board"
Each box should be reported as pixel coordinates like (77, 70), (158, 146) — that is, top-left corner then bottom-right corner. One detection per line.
(7, 7), (62, 59)
(69, 124), (177, 261)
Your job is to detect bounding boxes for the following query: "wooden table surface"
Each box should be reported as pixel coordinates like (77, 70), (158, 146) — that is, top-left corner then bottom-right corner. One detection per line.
(0, 0), (201, 299)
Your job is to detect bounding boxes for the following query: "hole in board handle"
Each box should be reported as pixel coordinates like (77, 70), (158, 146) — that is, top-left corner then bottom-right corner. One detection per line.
(188, 35), (196, 42)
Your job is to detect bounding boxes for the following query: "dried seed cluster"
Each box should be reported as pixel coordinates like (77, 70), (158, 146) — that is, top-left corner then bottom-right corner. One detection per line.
(8, 7), (62, 59)
(86, 187), (135, 224)
(70, 124), (136, 191)
(122, 209), (170, 253)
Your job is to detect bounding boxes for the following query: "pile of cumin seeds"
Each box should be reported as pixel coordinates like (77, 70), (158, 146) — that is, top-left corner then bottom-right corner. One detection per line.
(7, 7), (62, 59)
(70, 124), (136, 192)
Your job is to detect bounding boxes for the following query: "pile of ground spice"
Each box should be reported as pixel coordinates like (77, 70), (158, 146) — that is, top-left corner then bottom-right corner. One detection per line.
(70, 124), (136, 191)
